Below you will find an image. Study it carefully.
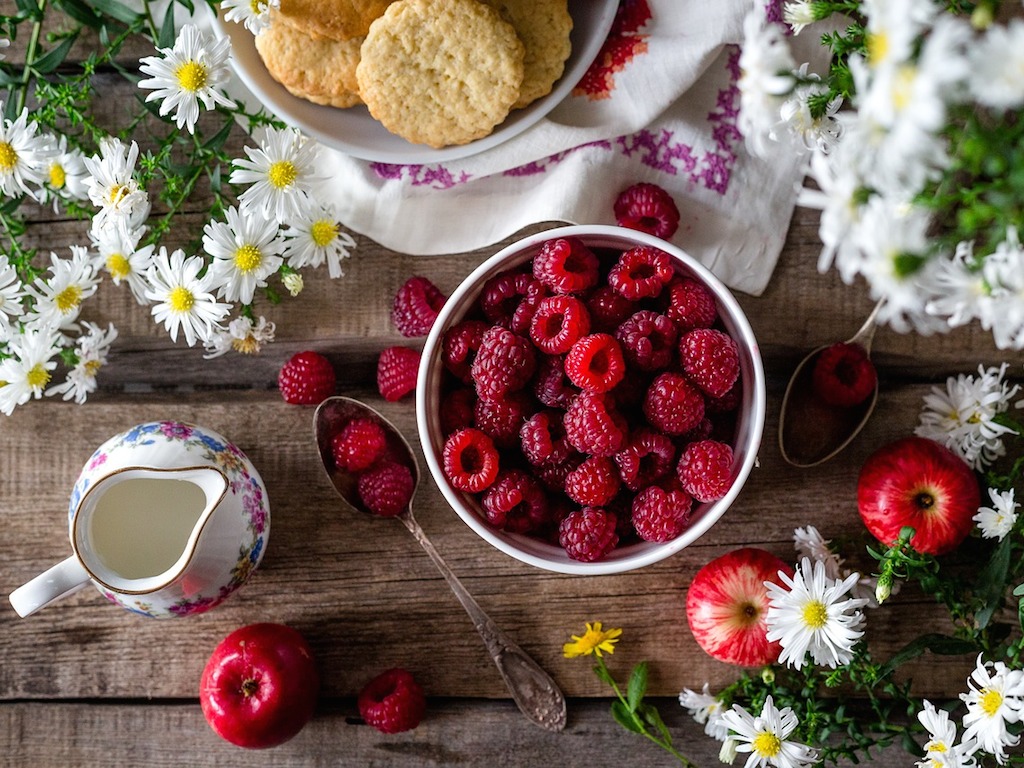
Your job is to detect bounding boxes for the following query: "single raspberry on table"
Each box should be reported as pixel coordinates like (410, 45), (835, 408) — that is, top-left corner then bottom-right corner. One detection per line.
(392, 276), (447, 337)
(529, 295), (592, 355)
(565, 455), (621, 507)
(482, 469), (549, 534)
(642, 372), (705, 436)
(607, 246), (674, 301)
(586, 285), (635, 333)
(558, 507), (619, 562)
(442, 320), (490, 383)
(811, 342), (877, 407)
(564, 333), (626, 394)
(532, 237), (600, 294)
(377, 346), (421, 402)
(664, 277), (717, 333)
(470, 325), (537, 402)
(677, 439), (734, 503)
(631, 485), (693, 542)
(614, 427), (677, 491)
(358, 668), (426, 734)
(613, 182), (681, 239)
(615, 310), (678, 371)
(679, 328), (740, 399)
(440, 387), (476, 435)
(278, 351), (336, 405)
(480, 271), (546, 334)
(331, 417), (387, 473)
(473, 389), (536, 448)
(520, 409), (574, 467)
(532, 354), (578, 409)
(564, 390), (629, 457)
(442, 428), (500, 493)
(357, 460), (415, 517)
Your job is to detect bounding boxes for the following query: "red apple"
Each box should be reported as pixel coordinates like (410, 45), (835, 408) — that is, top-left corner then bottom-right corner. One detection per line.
(200, 623), (319, 749)
(858, 436), (979, 556)
(685, 547), (793, 667)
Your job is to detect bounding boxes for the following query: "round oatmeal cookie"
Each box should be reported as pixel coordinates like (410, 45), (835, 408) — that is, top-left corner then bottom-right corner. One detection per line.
(480, 0), (573, 109)
(255, 15), (363, 108)
(356, 0), (525, 148)
(276, 0), (392, 42)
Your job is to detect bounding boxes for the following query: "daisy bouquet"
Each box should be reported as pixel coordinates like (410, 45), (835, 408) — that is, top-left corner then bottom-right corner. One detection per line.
(738, 0), (1024, 348)
(0, 0), (354, 414)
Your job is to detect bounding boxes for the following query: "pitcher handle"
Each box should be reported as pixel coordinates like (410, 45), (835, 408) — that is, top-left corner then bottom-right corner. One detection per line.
(9, 556), (91, 618)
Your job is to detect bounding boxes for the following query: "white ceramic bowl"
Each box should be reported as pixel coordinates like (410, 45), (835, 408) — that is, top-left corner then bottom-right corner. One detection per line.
(416, 225), (766, 575)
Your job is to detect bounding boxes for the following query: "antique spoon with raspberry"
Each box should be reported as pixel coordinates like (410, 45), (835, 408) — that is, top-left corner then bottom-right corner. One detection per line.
(313, 396), (567, 731)
(778, 299), (883, 467)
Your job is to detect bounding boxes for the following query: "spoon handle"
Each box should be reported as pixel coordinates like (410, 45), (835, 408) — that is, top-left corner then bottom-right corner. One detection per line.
(399, 509), (568, 732)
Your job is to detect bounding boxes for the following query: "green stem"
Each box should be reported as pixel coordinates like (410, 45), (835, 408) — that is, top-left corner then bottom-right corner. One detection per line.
(17, 0), (49, 114)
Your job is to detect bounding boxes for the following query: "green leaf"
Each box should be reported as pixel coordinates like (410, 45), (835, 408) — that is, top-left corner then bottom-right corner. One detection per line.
(878, 634), (976, 680)
(201, 116), (234, 152)
(638, 702), (672, 745)
(87, 0), (143, 25)
(610, 700), (644, 735)
(626, 661), (648, 713)
(975, 535), (1012, 629)
(30, 34), (78, 74)
(592, 663), (615, 688)
(54, 0), (103, 27)
(158, 1), (177, 49)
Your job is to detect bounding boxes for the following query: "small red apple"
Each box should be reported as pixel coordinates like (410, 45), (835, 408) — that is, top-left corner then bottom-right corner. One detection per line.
(685, 547), (794, 667)
(200, 623), (319, 749)
(857, 436), (979, 556)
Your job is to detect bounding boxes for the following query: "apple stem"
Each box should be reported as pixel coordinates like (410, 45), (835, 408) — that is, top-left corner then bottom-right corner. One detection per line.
(241, 678), (259, 698)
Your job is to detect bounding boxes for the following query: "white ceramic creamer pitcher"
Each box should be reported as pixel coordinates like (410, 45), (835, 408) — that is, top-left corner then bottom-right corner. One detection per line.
(9, 421), (269, 618)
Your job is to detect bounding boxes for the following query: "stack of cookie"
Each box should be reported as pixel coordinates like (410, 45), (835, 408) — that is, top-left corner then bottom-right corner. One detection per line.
(254, 0), (573, 148)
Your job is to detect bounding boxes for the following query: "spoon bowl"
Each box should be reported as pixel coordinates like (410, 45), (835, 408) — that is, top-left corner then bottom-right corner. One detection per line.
(313, 396), (567, 731)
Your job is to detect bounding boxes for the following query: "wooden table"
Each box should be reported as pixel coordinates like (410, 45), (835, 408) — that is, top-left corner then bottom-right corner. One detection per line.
(0, 14), (1015, 768)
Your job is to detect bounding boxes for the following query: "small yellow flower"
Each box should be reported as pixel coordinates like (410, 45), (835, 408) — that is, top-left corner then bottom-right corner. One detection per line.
(563, 621), (622, 658)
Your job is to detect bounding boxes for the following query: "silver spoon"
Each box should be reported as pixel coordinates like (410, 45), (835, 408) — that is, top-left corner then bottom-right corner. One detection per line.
(778, 299), (883, 468)
(313, 396), (567, 732)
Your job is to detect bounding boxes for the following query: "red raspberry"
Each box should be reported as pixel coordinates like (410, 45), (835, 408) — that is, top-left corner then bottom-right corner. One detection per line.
(631, 486), (693, 542)
(482, 469), (549, 534)
(474, 390), (536, 448)
(679, 328), (740, 399)
(377, 346), (421, 402)
(607, 246), (674, 300)
(615, 310), (678, 371)
(677, 439), (734, 503)
(613, 182), (681, 239)
(665, 277), (717, 333)
(586, 285), (635, 333)
(470, 325), (537, 402)
(529, 295), (591, 355)
(358, 668), (426, 734)
(442, 428), (500, 493)
(532, 354), (578, 408)
(480, 271), (546, 334)
(331, 417), (386, 473)
(520, 409), (573, 466)
(440, 387), (476, 435)
(564, 391), (629, 457)
(565, 456), (621, 507)
(277, 350), (336, 405)
(535, 454), (583, 493)
(392, 276), (446, 337)
(442, 320), (490, 383)
(643, 372), (705, 436)
(558, 507), (619, 562)
(811, 342), (876, 407)
(532, 237), (600, 294)
(564, 333), (626, 393)
(614, 427), (676, 491)
(357, 460), (414, 517)
(706, 381), (741, 414)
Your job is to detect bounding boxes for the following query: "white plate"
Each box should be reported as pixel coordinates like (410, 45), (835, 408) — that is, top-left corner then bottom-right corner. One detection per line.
(212, 0), (619, 164)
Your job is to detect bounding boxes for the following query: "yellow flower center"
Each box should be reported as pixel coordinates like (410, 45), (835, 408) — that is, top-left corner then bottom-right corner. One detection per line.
(49, 163), (66, 189)
(84, 359), (103, 376)
(926, 740), (948, 754)
(802, 600), (829, 629)
(106, 253), (132, 279)
(233, 244), (262, 273)
(26, 363), (50, 389)
(107, 183), (128, 206)
(175, 60), (208, 93)
(168, 285), (195, 313)
(310, 219), (338, 248)
(268, 160), (297, 190)
(892, 65), (916, 112)
(55, 284), (82, 314)
(232, 335), (260, 354)
(867, 31), (889, 64)
(249, 0), (262, 12)
(981, 688), (1004, 717)
(0, 141), (17, 170)
(752, 731), (782, 758)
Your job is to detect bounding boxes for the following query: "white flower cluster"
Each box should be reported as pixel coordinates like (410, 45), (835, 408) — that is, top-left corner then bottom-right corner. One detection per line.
(739, 1), (1024, 347)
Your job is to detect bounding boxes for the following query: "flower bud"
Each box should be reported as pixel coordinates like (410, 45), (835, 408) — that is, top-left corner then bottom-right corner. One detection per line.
(875, 573), (893, 604)
(283, 272), (303, 296)
(760, 667), (776, 685)
(719, 737), (738, 765)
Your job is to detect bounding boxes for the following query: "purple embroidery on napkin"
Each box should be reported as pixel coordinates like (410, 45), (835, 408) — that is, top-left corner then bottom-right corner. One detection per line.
(369, 162), (472, 190)
(764, 0), (785, 25)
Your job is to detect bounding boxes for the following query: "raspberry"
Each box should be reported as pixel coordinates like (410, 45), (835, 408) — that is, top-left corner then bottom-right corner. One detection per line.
(277, 351), (336, 405)
(357, 460), (415, 517)
(586, 285), (635, 333)
(631, 486), (693, 542)
(331, 417), (387, 473)
(440, 387), (476, 435)
(607, 246), (674, 300)
(679, 328), (740, 399)
(474, 390), (536, 448)
(442, 428), (500, 493)
(520, 409), (573, 466)
(564, 391), (629, 457)
(558, 507), (619, 562)
(532, 237), (600, 294)
(442, 320), (490, 383)
(529, 295), (591, 355)
(480, 271), (546, 334)
(677, 439), (734, 503)
(358, 668), (426, 734)
(665, 277), (717, 333)
(613, 182), (681, 239)
(609, 370), (652, 411)
(643, 372), (705, 436)
(482, 469), (549, 533)
(535, 454), (583, 493)
(615, 310), (678, 371)
(470, 325), (536, 402)
(811, 342), (877, 407)
(565, 456), (621, 507)
(377, 346), (421, 402)
(392, 276), (446, 337)
(564, 333), (626, 393)
(614, 427), (676, 491)
(532, 354), (577, 408)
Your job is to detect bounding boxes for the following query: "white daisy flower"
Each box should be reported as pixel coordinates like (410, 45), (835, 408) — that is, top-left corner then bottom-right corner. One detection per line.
(960, 654), (1024, 764)
(230, 126), (323, 223)
(798, 146), (866, 279)
(782, 2), (827, 36)
(0, 254), (27, 333)
(793, 526), (885, 608)
(23, 247), (100, 332)
(914, 363), (1020, 471)
(138, 24), (235, 134)
(0, 106), (56, 200)
(923, 241), (987, 329)
(282, 202), (356, 278)
(222, 0), (279, 34)
(916, 700), (977, 768)
(680, 684), (730, 741)
(45, 321), (117, 404)
(203, 205), (285, 304)
(970, 19), (1024, 110)
(0, 39), (9, 61)
(979, 227), (1024, 350)
(765, 557), (868, 670)
(860, 0), (936, 70)
(144, 247), (230, 347)
(974, 488), (1019, 541)
(0, 323), (62, 415)
(719, 695), (818, 768)
(203, 315), (276, 359)
(737, 6), (798, 158)
(90, 226), (155, 305)
(45, 134), (89, 202)
(83, 138), (150, 238)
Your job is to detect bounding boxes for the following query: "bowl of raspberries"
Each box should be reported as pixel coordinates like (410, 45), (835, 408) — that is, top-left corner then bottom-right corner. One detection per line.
(416, 225), (765, 574)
